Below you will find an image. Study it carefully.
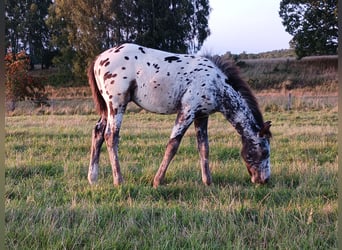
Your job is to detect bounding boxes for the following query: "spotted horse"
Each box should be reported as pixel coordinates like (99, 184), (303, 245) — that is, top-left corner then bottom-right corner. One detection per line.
(87, 43), (272, 188)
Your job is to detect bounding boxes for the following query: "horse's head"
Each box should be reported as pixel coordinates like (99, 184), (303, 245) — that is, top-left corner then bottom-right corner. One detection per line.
(241, 121), (272, 184)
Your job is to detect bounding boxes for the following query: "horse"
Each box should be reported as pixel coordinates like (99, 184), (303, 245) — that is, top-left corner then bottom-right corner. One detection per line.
(87, 43), (272, 188)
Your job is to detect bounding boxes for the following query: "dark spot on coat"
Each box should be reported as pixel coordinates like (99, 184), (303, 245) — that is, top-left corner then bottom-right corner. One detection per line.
(164, 56), (180, 63)
(122, 67), (126, 70)
(124, 56), (129, 60)
(123, 76), (127, 79)
(109, 103), (117, 116)
(147, 62), (150, 66)
(135, 56), (138, 59)
(100, 58), (109, 66)
(103, 71), (113, 81)
(110, 80), (115, 84)
(114, 45), (124, 53)
(138, 47), (146, 53)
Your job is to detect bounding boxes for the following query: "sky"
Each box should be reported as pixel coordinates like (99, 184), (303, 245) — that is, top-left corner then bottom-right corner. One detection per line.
(198, 0), (293, 55)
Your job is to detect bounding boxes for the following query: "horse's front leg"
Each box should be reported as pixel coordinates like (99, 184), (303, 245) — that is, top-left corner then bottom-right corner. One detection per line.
(105, 111), (125, 186)
(88, 117), (107, 184)
(153, 110), (193, 188)
(194, 117), (212, 185)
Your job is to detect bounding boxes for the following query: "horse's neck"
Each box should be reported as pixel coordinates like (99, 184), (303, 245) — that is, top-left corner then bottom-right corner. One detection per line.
(219, 85), (258, 140)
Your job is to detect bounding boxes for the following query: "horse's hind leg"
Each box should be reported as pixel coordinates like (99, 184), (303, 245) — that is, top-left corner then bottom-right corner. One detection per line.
(88, 117), (107, 184)
(105, 108), (126, 186)
(194, 117), (212, 185)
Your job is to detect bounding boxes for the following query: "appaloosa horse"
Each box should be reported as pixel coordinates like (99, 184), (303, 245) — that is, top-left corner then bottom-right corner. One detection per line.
(87, 43), (272, 187)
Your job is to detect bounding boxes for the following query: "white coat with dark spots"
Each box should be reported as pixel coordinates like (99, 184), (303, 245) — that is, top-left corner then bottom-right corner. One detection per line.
(88, 43), (272, 187)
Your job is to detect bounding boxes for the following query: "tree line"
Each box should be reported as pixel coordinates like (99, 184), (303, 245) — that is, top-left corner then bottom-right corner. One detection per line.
(5, 0), (338, 105)
(5, 0), (211, 77)
(6, 0), (338, 73)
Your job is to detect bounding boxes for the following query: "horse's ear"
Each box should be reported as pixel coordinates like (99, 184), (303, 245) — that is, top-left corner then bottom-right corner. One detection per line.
(259, 121), (272, 138)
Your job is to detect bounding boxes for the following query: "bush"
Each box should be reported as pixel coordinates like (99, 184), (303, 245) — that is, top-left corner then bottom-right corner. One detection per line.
(5, 51), (48, 111)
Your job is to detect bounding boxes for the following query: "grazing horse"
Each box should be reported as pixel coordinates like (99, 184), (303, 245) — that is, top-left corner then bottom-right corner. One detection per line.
(87, 43), (272, 187)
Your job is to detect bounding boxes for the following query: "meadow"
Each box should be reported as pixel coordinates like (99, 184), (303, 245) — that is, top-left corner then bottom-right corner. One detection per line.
(5, 98), (337, 249)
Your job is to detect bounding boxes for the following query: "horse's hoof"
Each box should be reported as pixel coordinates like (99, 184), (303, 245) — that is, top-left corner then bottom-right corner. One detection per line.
(113, 177), (124, 186)
(88, 175), (98, 185)
(202, 176), (212, 186)
(153, 181), (160, 189)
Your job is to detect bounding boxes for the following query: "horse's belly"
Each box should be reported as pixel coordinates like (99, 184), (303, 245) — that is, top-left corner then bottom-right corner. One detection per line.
(132, 82), (182, 114)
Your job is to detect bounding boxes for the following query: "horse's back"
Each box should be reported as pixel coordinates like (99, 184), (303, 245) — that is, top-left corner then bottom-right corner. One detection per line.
(93, 43), (224, 114)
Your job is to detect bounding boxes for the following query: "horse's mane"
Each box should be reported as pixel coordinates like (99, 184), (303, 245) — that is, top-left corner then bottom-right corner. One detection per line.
(208, 55), (264, 128)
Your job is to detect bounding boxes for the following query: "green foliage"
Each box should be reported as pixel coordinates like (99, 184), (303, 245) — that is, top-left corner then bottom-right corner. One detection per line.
(5, 0), (52, 64)
(5, 111), (337, 249)
(279, 0), (338, 58)
(45, 0), (210, 81)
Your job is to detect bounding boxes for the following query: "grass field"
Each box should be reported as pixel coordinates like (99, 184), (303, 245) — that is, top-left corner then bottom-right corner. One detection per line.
(5, 102), (337, 249)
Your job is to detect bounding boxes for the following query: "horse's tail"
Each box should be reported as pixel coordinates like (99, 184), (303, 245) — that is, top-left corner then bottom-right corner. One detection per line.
(88, 60), (107, 116)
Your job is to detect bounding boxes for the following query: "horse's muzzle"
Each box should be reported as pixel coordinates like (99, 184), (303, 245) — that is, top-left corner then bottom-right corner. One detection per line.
(247, 165), (270, 184)
(251, 175), (269, 184)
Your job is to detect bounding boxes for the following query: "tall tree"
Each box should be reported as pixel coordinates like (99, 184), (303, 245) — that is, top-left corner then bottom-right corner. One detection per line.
(47, 0), (116, 78)
(47, 0), (211, 80)
(5, 0), (52, 65)
(279, 0), (338, 58)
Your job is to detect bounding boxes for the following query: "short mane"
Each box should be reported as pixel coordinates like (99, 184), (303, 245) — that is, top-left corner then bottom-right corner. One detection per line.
(208, 55), (264, 128)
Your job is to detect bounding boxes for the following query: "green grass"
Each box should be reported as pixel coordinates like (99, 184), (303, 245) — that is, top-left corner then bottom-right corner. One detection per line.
(5, 109), (337, 249)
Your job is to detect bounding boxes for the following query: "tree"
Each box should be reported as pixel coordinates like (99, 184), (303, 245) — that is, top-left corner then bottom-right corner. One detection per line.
(5, 0), (53, 67)
(279, 0), (338, 58)
(47, 0), (211, 82)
